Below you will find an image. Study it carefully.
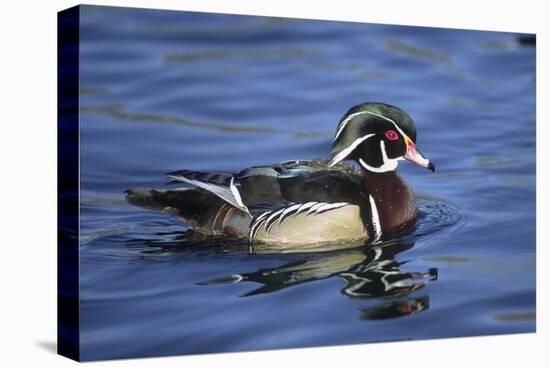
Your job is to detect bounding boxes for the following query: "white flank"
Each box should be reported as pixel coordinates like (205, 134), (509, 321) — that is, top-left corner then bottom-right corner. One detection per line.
(329, 133), (375, 167)
(249, 201), (352, 240)
(369, 195), (382, 242)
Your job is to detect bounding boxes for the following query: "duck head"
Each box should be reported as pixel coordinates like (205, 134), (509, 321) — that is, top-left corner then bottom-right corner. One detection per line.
(330, 102), (435, 173)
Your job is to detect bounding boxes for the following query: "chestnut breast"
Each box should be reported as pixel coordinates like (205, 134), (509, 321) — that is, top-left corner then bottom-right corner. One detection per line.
(362, 171), (417, 233)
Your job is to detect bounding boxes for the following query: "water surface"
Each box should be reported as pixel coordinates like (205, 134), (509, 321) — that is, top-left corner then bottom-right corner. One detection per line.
(76, 5), (535, 361)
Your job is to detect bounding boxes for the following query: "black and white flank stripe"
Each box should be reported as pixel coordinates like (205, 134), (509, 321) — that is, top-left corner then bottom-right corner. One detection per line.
(249, 201), (350, 240)
(368, 194), (382, 242)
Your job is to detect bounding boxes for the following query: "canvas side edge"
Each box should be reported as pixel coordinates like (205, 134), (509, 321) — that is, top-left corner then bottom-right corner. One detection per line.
(57, 5), (80, 362)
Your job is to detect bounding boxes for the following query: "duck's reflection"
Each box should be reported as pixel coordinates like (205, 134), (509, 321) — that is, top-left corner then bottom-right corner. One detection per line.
(202, 240), (437, 319)
(126, 233), (436, 320)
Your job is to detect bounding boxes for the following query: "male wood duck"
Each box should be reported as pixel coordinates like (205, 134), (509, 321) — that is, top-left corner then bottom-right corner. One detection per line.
(125, 102), (434, 245)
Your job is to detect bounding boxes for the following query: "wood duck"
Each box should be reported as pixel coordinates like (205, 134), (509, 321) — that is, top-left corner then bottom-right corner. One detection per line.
(125, 102), (435, 245)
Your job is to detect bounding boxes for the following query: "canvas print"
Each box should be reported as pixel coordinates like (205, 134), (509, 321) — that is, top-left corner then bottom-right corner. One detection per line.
(57, 5), (536, 361)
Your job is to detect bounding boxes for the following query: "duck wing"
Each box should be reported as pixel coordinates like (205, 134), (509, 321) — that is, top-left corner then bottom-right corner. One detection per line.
(166, 160), (364, 213)
(237, 159), (365, 205)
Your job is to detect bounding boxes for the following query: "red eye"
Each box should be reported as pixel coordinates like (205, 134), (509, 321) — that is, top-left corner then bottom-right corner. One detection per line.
(385, 130), (399, 141)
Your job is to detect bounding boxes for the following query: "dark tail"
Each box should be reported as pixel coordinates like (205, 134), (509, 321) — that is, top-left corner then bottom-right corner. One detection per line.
(124, 188), (252, 237)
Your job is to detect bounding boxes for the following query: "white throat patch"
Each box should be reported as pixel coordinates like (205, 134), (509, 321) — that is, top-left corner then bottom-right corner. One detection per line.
(358, 140), (399, 173)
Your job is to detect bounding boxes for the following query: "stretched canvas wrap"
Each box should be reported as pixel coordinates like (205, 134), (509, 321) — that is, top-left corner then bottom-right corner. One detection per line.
(58, 5), (536, 362)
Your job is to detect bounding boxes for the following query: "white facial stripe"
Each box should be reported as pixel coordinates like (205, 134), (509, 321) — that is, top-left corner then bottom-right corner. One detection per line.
(333, 110), (412, 144)
(358, 140), (399, 173)
(332, 111), (371, 142)
(369, 195), (382, 242)
(362, 111), (410, 142)
(329, 133), (375, 167)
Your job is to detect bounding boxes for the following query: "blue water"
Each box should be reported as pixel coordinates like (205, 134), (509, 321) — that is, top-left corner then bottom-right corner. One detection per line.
(76, 5), (535, 361)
